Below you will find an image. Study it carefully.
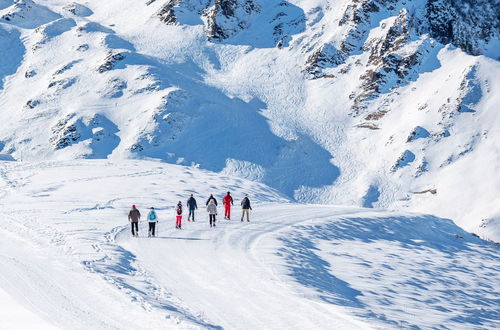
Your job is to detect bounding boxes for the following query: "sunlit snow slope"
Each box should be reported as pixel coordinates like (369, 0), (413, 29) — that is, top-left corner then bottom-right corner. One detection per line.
(0, 160), (498, 329)
(0, 0), (499, 240)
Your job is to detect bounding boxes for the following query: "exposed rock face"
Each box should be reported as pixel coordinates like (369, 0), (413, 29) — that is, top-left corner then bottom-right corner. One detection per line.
(424, 0), (499, 55)
(305, 44), (346, 78)
(50, 114), (81, 150)
(151, 0), (269, 41)
(407, 126), (430, 143)
(151, 0), (304, 47)
(338, 0), (383, 53)
(306, 0), (498, 81)
(50, 114), (119, 157)
(391, 149), (416, 171)
(206, 0), (259, 40)
(97, 51), (128, 73)
(155, 0), (179, 24)
(351, 9), (413, 115)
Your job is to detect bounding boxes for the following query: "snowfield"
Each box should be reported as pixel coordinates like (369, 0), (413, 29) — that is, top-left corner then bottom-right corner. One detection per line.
(0, 160), (498, 329)
(0, 0), (499, 328)
(0, 0), (499, 242)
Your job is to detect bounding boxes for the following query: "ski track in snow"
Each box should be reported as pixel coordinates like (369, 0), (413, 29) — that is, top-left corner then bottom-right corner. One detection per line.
(116, 207), (373, 330)
(118, 205), (500, 329)
(0, 160), (499, 329)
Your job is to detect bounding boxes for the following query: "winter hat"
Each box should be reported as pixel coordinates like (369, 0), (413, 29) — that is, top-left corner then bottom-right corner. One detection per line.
(150, 207), (154, 210)
(132, 204), (136, 208)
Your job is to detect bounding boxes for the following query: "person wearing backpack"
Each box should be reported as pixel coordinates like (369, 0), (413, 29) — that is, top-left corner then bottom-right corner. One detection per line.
(187, 194), (197, 222)
(223, 192), (234, 220)
(175, 201), (183, 229)
(128, 205), (141, 237)
(241, 195), (252, 222)
(206, 194), (218, 206)
(207, 199), (217, 227)
(147, 207), (158, 237)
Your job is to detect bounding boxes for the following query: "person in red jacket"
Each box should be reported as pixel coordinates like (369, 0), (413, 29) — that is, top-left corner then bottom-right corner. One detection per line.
(223, 191), (234, 220)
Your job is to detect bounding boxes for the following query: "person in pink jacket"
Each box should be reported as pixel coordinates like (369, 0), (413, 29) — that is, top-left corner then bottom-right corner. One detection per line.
(175, 201), (183, 229)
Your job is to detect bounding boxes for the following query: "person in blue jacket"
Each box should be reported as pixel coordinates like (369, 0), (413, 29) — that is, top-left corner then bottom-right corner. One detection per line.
(147, 207), (158, 237)
(241, 195), (252, 222)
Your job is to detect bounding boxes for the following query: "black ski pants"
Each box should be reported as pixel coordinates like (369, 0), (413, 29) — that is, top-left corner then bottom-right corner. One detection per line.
(209, 214), (216, 227)
(188, 209), (195, 221)
(148, 222), (156, 236)
(131, 221), (139, 235)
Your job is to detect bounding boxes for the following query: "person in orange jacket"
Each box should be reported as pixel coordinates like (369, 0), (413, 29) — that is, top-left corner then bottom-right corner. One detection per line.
(223, 191), (234, 220)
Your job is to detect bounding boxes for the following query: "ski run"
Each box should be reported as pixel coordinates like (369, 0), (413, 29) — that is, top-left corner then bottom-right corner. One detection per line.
(0, 160), (498, 329)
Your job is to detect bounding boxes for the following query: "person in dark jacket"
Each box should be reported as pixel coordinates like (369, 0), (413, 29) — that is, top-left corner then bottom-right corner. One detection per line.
(241, 195), (252, 222)
(187, 194), (197, 222)
(128, 205), (141, 236)
(206, 194), (218, 206)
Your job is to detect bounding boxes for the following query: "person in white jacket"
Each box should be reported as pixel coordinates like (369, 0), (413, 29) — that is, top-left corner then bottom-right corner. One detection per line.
(207, 199), (217, 228)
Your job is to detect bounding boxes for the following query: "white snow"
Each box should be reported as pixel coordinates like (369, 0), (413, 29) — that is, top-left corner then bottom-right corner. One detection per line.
(0, 0), (498, 243)
(0, 160), (498, 329)
(0, 0), (499, 328)
(0, 287), (58, 330)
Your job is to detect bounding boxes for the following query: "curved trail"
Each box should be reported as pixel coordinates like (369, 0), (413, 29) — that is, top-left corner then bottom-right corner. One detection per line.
(117, 204), (373, 330)
(1, 161), (498, 329)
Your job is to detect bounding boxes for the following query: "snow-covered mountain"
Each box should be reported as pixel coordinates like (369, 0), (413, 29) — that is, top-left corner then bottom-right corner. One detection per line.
(0, 0), (499, 242)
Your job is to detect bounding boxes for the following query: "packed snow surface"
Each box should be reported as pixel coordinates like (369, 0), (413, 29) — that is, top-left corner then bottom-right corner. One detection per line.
(0, 160), (498, 329)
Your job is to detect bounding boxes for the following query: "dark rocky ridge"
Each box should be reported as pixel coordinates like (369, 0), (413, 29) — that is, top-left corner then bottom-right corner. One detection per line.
(306, 0), (499, 79)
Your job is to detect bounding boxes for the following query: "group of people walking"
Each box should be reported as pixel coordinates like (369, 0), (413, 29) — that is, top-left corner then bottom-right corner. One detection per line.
(127, 192), (253, 237)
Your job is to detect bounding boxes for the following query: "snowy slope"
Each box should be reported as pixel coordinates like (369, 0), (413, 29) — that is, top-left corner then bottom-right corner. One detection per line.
(0, 0), (499, 240)
(0, 160), (498, 329)
(0, 0), (499, 242)
(1, 1), (499, 328)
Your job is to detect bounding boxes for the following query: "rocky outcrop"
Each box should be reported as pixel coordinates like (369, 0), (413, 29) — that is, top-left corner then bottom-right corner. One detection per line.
(351, 9), (412, 115)
(338, 0), (383, 53)
(304, 44), (346, 78)
(406, 126), (430, 142)
(97, 51), (128, 73)
(152, 0), (304, 46)
(423, 0), (499, 56)
(50, 114), (119, 154)
(206, 0), (259, 40)
(50, 114), (81, 150)
(155, 0), (179, 24)
(391, 149), (416, 171)
(1, 0), (61, 29)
